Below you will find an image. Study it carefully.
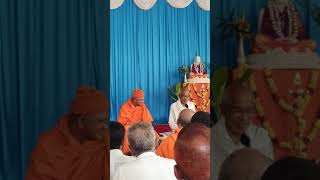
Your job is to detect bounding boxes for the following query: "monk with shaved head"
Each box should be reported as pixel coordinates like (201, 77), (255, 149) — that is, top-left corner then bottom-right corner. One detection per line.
(174, 123), (210, 180)
(156, 109), (194, 159)
(26, 86), (109, 180)
(118, 89), (155, 155)
(118, 89), (153, 126)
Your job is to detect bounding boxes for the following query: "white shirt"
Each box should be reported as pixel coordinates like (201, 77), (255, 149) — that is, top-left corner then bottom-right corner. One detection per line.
(110, 149), (136, 180)
(213, 118), (274, 180)
(168, 100), (196, 130)
(113, 152), (177, 180)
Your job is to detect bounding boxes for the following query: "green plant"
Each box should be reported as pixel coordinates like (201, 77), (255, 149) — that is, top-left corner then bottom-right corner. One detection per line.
(211, 66), (253, 118)
(216, 10), (253, 40)
(179, 65), (188, 74)
(211, 67), (228, 119)
(168, 82), (181, 102)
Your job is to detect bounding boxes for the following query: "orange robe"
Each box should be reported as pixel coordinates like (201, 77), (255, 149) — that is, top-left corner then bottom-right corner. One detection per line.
(118, 99), (153, 126)
(25, 116), (109, 180)
(156, 128), (181, 159)
(118, 99), (156, 155)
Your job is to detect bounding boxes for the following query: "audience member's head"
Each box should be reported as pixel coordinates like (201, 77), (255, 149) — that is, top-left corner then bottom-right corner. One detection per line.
(174, 123), (210, 180)
(221, 81), (256, 136)
(68, 86), (109, 142)
(177, 109), (194, 128)
(191, 111), (212, 128)
(127, 122), (156, 156)
(110, 122), (125, 150)
(261, 157), (320, 180)
(218, 148), (273, 180)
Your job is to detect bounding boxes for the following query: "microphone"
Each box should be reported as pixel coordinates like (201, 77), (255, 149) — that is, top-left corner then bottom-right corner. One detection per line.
(240, 134), (251, 147)
(185, 104), (189, 108)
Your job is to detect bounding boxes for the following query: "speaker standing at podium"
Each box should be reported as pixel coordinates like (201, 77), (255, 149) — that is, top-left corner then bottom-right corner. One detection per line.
(168, 87), (195, 130)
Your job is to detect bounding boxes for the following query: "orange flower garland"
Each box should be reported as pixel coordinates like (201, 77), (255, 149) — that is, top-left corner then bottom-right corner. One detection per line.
(249, 70), (320, 158)
(189, 83), (210, 111)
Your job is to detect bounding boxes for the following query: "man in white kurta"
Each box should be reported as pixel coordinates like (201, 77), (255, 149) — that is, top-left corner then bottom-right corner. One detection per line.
(113, 122), (176, 180)
(213, 118), (273, 180)
(213, 81), (273, 180)
(110, 122), (135, 180)
(168, 88), (195, 130)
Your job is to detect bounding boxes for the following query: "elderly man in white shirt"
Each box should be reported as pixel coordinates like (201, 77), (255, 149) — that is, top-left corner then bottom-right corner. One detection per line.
(213, 81), (274, 180)
(168, 87), (196, 130)
(110, 122), (135, 180)
(113, 122), (177, 180)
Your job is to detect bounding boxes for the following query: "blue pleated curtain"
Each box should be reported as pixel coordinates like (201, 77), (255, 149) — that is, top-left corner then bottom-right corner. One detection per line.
(0, 0), (108, 179)
(110, 0), (210, 124)
(212, 0), (320, 68)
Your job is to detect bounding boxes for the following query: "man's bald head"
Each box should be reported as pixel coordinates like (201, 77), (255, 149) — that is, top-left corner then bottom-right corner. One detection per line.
(218, 148), (273, 180)
(174, 123), (210, 180)
(177, 109), (194, 128)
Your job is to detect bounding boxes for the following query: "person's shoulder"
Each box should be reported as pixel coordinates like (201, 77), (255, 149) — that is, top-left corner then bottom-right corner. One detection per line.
(35, 118), (70, 151)
(121, 154), (136, 162)
(248, 123), (270, 139)
(169, 101), (178, 110)
(37, 127), (62, 146)
(116, 157), (137, 171)
(120, 100), (130, 109)
(156, 155), (176, 165)
(171, 101), (179, 106)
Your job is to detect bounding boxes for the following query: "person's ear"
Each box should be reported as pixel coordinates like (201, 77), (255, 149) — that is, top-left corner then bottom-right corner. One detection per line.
(155, 136), (160, 147)
(174, 165), (184, 180)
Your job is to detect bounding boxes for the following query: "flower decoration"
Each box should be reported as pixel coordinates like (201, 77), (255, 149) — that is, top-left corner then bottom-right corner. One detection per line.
(217, 10), (252, 39)
(249, 69), (320, 158)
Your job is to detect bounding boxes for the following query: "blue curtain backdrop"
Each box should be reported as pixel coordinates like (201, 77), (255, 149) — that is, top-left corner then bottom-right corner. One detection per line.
(212, 0), (320, 68)
(0, 0), (108, 179)
(110, 1), (210, 124)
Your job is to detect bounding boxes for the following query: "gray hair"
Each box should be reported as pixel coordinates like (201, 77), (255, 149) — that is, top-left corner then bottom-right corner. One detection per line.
(177, 109), (194, 128)
(127, 122), (156, 156)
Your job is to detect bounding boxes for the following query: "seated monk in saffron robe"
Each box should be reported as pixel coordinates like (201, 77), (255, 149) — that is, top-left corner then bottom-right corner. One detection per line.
(253, 0), (316, 53)
(156, 109), (194, 159)
(25, 87), (109, 180)
(118, 89), (159, 155)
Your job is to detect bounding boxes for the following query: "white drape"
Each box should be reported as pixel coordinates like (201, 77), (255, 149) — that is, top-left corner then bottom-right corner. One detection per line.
(134, 0), (157, 10)
(110, 0), (125, 9)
